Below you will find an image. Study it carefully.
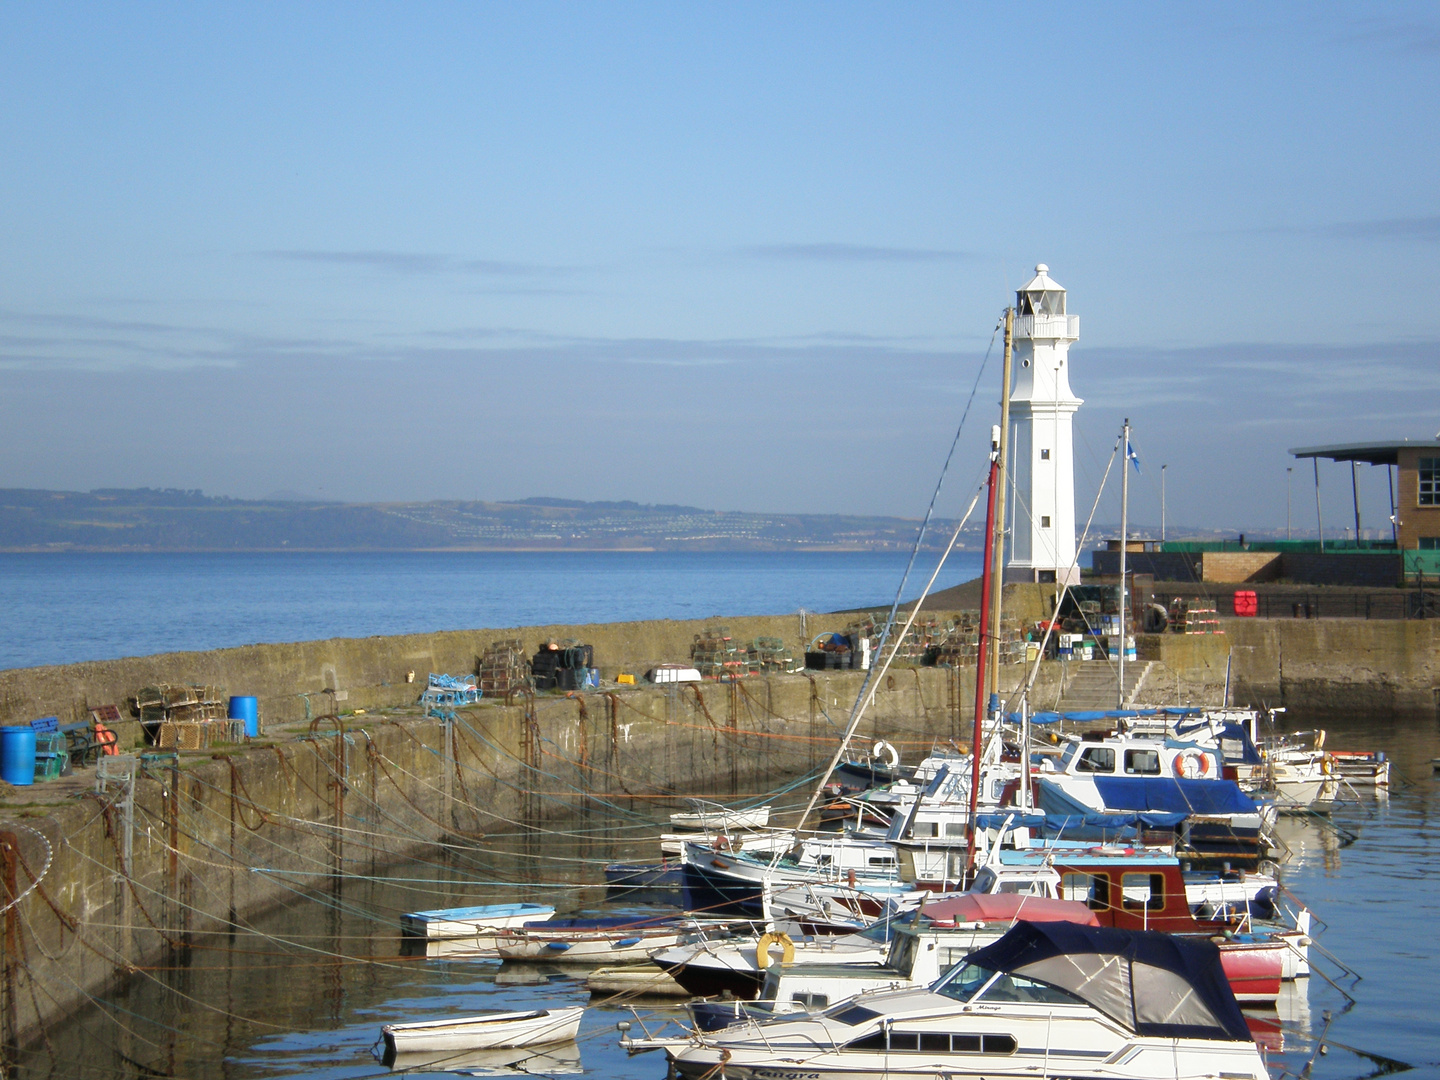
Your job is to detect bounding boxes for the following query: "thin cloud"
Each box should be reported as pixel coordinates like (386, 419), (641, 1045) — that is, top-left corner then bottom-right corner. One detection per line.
(1334, 18), (1440, 55)
(1322, 216), (1440, 242)
(737, 242), (977, 264)
(257, 250), (572, 276)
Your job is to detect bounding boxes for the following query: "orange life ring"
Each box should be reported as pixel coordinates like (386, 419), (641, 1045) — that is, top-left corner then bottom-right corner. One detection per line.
(1176, 750), (1211, 779)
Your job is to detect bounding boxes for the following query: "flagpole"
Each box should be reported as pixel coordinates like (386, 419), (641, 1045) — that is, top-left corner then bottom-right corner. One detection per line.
(1118, 418), (1130, 710)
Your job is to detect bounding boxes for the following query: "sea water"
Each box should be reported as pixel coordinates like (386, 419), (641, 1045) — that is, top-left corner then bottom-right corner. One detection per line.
(18, 711), (1440, 1080)
(0, 549), (985, 670)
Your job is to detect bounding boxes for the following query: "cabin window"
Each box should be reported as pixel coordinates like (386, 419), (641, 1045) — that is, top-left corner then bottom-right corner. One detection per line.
(997, 879), (1046, 896)
(867, 856), (897, 868)
(1062, 871), (1110, 911)
(792, 992), (827, 1009)
(1124, 748), (1161, 775)
(980, 973), (1088, 1007)
(944, 821), (965, 836)
(830, 1004), (883, 1026)
(1077, 747), (1116, 773)
(845, 1031), (888, 1051)
(1420, 458), (1438, 506)
(912, 821), (936, 838)
(1121, 872), (1166, 911)
(845, 1030), (1018, 1054)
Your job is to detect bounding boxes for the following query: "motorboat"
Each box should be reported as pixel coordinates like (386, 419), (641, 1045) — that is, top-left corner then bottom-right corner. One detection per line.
(380, 1006), (583, 1062)
(650, 911), (906, 999)
(712, 893), (1101, 1024)
(631, 921), (1269, 1080)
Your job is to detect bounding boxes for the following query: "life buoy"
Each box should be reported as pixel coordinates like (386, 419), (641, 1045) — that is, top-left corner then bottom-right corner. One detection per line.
(1176, 750), (1211, 779)
(755, 931), (795, 969)
(872, 740), (899, 770)
(93, 722), (119, 756)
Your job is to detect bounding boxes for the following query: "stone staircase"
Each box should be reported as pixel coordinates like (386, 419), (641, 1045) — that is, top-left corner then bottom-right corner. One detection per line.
(1057, 660), (1154, 710)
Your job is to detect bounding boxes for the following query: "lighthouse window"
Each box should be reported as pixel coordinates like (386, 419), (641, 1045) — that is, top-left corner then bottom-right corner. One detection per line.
(1041, 516), (1051, 528)
(1420, 458), (1439, 505)
(1040, 448), (1050, 460)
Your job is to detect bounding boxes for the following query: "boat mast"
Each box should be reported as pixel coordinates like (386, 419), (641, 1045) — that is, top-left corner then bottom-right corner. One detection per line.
(967, 306), (1013, 875)
(988, 310), (1014, 709)
(1117, 417), (1130, 710)
(967, 427), (1000, 872)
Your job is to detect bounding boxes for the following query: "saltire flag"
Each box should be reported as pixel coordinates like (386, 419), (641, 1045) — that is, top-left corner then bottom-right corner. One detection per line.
(1126, 437), (1142, 473)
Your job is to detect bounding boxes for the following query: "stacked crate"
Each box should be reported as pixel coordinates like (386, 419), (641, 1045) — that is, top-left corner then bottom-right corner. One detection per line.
(137, 684), (228, 750)
(479, 639), (532, 694)
(748, 636), (798, 674)
(691, 626), (748, 680)
(1168, 598), (1221, 634)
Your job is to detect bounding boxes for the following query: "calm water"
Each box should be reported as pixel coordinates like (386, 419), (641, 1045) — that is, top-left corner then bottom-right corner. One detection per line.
(0, 550), (985, 670)
(24, 709), (1440, 1080)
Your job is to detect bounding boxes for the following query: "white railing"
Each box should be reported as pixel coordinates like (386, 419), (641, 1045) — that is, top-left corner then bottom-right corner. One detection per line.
(1014, 314), (1079, 340)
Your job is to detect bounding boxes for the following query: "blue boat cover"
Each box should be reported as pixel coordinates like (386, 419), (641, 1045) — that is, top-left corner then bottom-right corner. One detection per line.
(1092, 775), (1257, 815)
(973, 810), (1187, 833)
(964, 921), (1251, 1041)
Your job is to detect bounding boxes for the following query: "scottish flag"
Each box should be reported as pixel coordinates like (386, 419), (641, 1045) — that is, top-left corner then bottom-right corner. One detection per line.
(1126, 437), (1142, 473)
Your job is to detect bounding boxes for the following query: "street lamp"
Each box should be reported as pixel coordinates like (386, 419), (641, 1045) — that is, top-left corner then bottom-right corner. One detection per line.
(1286, 467), (1293, 541)
(1161, 464), (1167, 544)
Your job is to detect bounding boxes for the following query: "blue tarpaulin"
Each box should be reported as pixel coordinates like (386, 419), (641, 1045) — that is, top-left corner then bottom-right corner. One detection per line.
(1092, 776), (1258, 815)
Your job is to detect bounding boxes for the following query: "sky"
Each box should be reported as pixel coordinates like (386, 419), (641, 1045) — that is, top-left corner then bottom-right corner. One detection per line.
(0, 3), (1436, 536)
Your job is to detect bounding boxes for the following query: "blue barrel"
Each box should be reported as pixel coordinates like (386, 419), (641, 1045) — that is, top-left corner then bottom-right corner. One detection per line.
(228, 696), (259, 738)
(0, 726), (37, 786)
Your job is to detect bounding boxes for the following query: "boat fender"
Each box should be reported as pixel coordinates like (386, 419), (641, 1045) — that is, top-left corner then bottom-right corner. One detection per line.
(1315, 729), (1326, 750)
(545, 940), (572, 951)
(1321, 756), (1334, 775)
(872, 740), (899, 770)
(614, 936), (642, 948)
(1176, 750), (1211, 778)
(755, 931), (795, 969)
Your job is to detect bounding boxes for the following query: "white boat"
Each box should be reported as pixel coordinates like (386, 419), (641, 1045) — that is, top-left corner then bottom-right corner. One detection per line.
(585, 964), (689, 996)
(400, 902), (554, 941)
(381, 1006), (583, 1061)
(632, 922), (1269, 1080)
(659, 826), (792, 856)
(495, 916), (688, 964)
(669, 802), (772, 830)
(384, 1041), (583, 1074)
(651, 912), (905, 999)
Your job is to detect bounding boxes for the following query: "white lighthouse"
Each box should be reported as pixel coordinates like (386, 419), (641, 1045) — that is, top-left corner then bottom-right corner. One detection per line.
(1007, 264), (1082, 585)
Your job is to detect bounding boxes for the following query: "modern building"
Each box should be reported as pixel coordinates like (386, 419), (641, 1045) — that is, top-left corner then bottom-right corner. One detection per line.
(1006, 264), (1082, 586)
(1289, 439), (1440, 557)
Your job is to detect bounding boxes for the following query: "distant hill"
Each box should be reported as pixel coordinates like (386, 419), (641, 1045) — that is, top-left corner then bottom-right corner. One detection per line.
(0, 488), (982, 552)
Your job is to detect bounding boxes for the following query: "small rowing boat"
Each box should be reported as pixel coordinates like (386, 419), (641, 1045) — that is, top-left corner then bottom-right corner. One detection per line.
(668, 802), (771, 830)
(400, 902), (555, 941)
(379, 1006), (583, 1062)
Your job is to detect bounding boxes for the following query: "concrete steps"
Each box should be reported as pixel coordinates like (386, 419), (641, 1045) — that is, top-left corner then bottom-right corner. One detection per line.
(1059, 660), (1154, 710)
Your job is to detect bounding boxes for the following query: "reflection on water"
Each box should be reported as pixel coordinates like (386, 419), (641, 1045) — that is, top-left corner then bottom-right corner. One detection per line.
(16, 711), (1440, 1080)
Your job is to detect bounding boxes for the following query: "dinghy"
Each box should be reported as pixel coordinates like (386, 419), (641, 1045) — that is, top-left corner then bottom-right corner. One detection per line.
(380, 1006), (583, 1062)
(400, 901), (554, 940)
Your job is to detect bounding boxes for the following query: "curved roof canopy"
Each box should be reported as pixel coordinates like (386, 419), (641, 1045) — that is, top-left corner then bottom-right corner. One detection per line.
(965, 921), (1251, 1042)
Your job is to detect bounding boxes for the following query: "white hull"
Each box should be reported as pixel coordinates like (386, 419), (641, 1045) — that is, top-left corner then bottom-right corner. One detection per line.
(670, 805), (771, 830)
(382, 1007), (583, 1055)
(496, 928), (682, 963)
(400, 903), (554, 940)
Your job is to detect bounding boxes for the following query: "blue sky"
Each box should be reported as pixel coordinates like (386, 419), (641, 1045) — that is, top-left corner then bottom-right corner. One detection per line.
(0, 3), (1436, 535)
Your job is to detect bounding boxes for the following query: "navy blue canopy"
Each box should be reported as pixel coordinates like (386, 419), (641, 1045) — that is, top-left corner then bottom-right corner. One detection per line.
(963, 921), (1251, 1042)
(972, 810), (1188, 837)
(1092, 776), (1258, 816)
